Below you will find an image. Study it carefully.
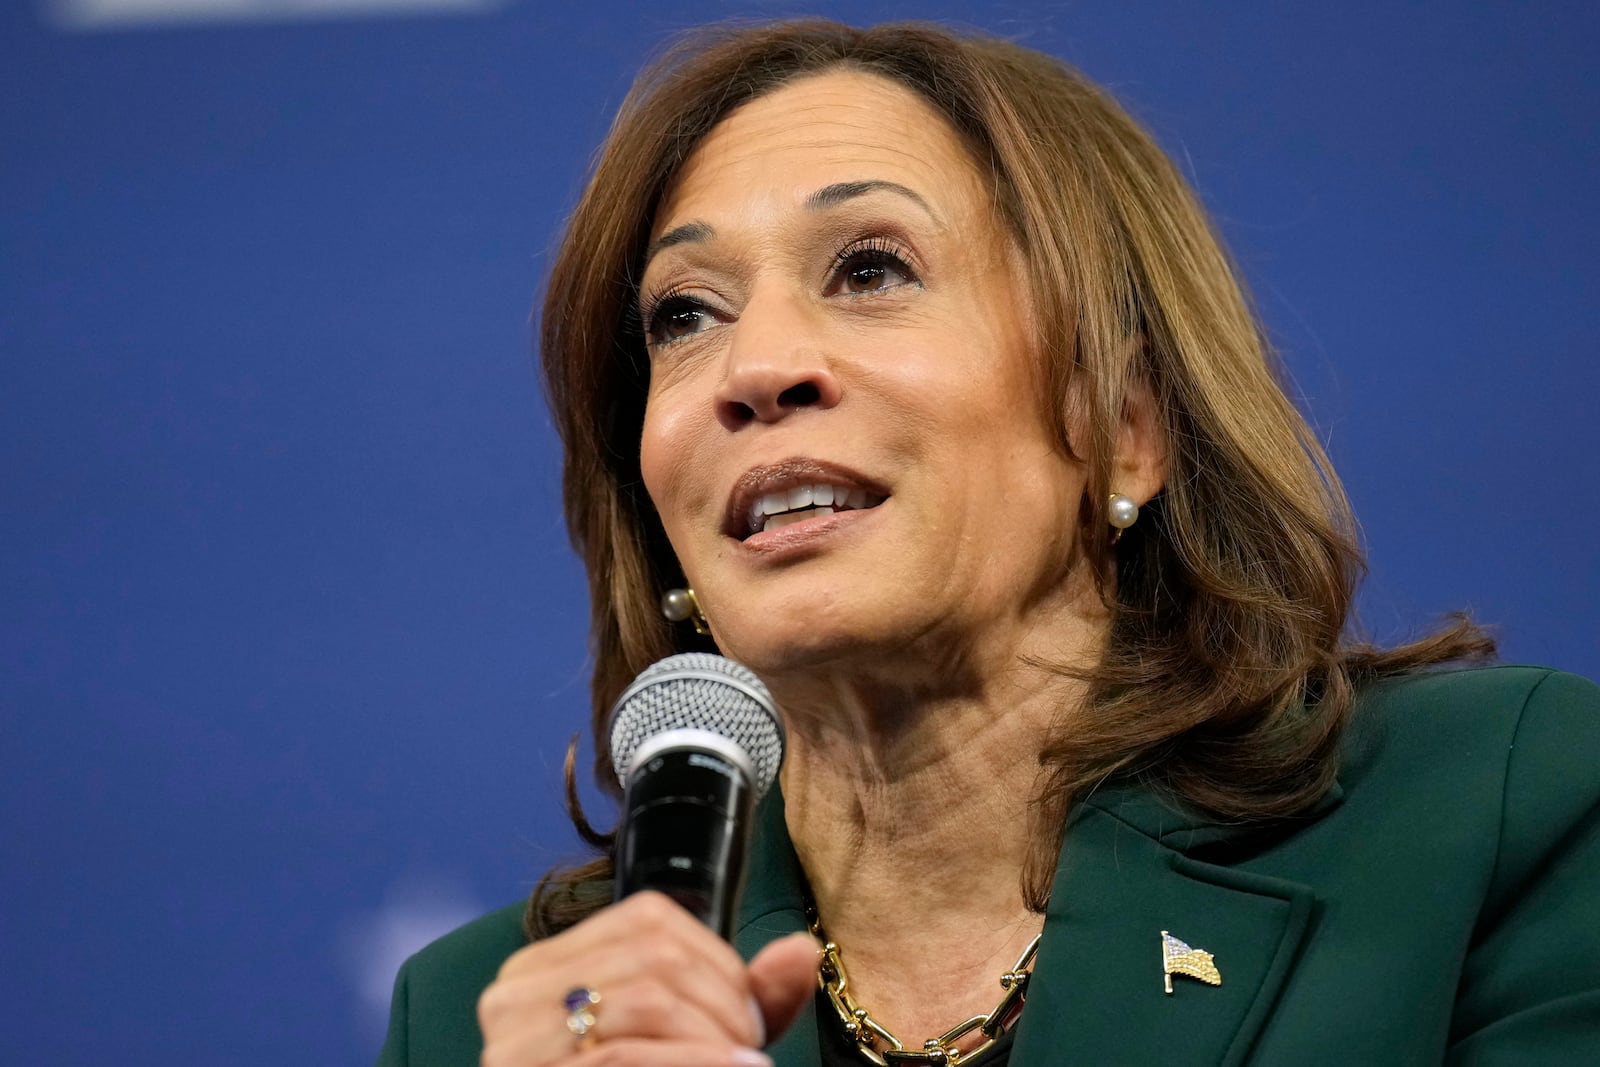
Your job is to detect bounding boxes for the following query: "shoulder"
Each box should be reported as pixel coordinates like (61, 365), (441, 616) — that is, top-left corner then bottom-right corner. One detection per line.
(1354, 666), (1600, 1055)
(403, 899), (528, 999)
(1347, 664), (1600, 776)
(1343, 664), (1600, 900)
(1329, 666), (1599, 873)
(1357, 662), (1599, 725)
(378, 901), (528, 1067)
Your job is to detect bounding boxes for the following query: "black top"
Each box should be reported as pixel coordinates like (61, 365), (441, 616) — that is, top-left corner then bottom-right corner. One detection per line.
(813, 989), (1016, 1067)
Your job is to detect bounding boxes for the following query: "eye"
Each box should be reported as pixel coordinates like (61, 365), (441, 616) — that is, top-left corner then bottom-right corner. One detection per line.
(828, 239), (919, 296)
(642, 291), (720, 348)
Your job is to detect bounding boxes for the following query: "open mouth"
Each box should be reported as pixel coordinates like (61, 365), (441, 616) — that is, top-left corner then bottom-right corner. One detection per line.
(745, 482), (886, 538)
(725, 461), (890, 542)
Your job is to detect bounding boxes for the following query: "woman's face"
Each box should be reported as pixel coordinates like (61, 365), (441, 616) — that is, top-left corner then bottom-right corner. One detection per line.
(638, 70), (1094, 680)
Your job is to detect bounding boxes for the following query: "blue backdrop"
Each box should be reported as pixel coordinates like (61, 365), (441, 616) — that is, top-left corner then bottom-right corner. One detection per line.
(3, 2), (1596, 1063)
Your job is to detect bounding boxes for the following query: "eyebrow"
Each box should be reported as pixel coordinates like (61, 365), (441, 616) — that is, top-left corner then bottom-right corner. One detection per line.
(804, 179), (935, 218)
(641, 180), (937, 270)
(644, 221), (715, 266)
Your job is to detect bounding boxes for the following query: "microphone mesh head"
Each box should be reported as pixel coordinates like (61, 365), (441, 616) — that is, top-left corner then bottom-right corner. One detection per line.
(608, 653), (785, 796)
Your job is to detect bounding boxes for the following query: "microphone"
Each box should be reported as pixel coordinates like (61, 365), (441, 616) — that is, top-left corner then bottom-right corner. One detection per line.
(607, 652), (785, 940)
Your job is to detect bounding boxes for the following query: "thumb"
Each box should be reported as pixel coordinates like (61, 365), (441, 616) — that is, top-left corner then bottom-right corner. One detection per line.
(747, 932), (823, 1044)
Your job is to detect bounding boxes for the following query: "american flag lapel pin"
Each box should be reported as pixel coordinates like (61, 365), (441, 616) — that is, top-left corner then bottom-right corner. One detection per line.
(1161, 930), (1222, 994)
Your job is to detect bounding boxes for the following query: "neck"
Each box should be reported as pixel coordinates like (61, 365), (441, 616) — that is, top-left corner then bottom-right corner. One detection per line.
(766, 607), (1103, 1037)
(780, 669), (1068, 927)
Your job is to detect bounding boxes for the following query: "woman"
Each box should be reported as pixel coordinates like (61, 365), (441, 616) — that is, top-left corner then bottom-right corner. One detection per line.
(378, 20), (1600, 1067)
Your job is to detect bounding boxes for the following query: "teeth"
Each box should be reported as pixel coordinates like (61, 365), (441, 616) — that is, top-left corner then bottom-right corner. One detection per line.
(762, 506), (834, 532)
(745, 480), (883, 536)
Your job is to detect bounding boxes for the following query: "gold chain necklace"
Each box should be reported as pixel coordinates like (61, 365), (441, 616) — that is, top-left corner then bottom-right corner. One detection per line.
(808, 907), (1041, 1066)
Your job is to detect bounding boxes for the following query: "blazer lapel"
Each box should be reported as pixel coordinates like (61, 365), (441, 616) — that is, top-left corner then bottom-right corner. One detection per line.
(1013, 786), (1326, 1065)
(734, 789), (821, 1066)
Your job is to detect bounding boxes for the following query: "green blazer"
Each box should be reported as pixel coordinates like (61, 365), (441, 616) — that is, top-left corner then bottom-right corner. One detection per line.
(377, 666), (1600, 1065)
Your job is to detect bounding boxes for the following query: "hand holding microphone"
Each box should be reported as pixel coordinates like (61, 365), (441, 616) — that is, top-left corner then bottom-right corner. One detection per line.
(477, 655), (818, 1067)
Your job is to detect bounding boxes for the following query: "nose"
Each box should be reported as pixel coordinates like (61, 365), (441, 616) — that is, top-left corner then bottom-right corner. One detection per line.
(714, 287), (842, 430)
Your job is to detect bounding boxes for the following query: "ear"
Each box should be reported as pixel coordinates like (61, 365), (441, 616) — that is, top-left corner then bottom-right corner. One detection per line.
(1111, 371), (1167, 507)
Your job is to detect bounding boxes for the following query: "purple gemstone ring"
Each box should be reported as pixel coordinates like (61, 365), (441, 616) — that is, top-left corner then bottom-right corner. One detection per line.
(563, 986), (602, 1047)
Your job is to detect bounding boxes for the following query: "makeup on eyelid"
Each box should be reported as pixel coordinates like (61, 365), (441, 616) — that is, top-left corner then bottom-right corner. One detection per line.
(638, 231), (922, 348)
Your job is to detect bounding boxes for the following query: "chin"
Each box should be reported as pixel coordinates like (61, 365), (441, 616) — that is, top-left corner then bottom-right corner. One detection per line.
(710, 602), (891, 676)
(714, 623), (857, 675)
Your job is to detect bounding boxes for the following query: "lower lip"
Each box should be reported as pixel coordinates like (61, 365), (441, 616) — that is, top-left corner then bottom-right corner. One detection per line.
(734, 504), (883, 557)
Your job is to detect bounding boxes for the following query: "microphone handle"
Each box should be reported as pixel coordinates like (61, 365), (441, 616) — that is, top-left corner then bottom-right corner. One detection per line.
(613, 746), (756, 940)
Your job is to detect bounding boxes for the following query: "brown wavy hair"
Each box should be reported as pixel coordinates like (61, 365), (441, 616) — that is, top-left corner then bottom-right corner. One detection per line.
(527, 19), (1491, 937)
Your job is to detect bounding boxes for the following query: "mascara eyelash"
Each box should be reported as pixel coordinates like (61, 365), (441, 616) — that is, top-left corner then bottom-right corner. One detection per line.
(831, 236), (915, 273)
(637, 283), (687, 338)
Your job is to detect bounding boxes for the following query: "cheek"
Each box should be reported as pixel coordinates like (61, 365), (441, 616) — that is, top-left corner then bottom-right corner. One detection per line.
(638, 403), (669, 499)
(638, 405), (680, 528)
(639, 390), (712, 544)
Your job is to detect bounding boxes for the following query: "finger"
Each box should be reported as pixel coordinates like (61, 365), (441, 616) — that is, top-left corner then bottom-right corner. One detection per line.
(485, 1035), (772, 1067)
(493, 893), (762, 1044)
(481, 968), (748, 1048)
(747, 932), (823, 1042)
(571, 1040), (774, 1067)
(598, 893), (765, 1043)
(504, 892), (750, 995)
(570, 890), (752, 983)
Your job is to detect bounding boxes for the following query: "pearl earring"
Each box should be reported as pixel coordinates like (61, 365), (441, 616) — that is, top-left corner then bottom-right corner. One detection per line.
(1108, 493), (1139, 529)
(1108, 493), (1139, 544)
(660, 587), (710, 635)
